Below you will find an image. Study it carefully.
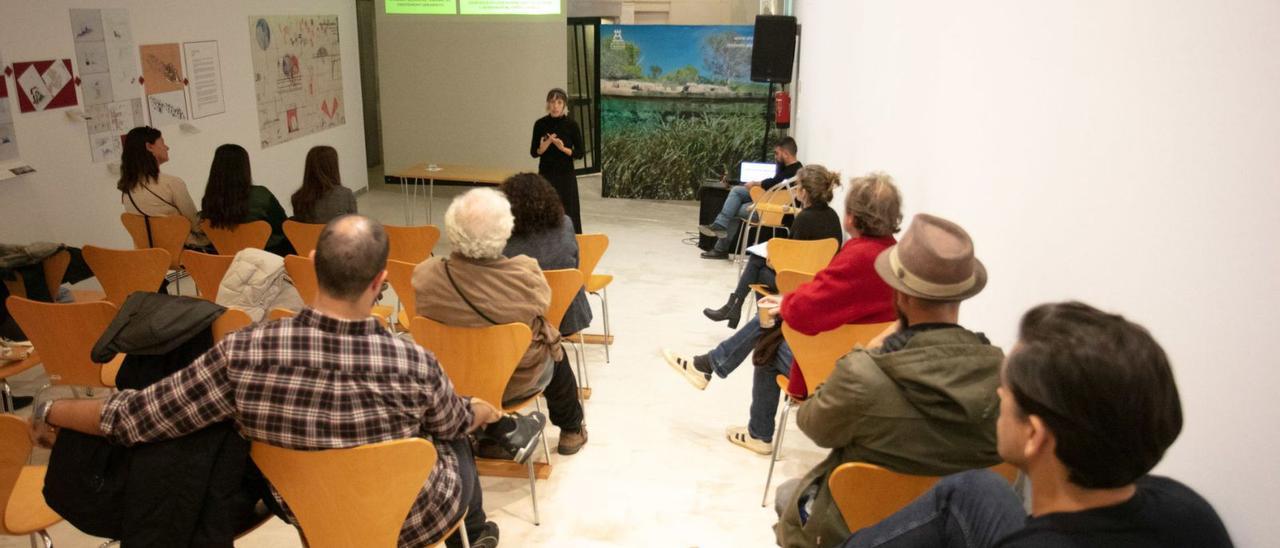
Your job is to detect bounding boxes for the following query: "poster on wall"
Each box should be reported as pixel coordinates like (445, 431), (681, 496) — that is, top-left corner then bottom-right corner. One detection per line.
(599, 25), (769, 200)
(183, 41), (225, 119)
(139, 43), (189, 126)
(12, 60), (78, 114)
(0, 52), (37, 180)
(249, 15), (345, 148)
(70, 8), (144, 163)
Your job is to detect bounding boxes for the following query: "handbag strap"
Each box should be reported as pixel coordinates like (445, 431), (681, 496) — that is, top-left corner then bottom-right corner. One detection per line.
(443, 258), (500, 325)
(123, 191), (155, 248)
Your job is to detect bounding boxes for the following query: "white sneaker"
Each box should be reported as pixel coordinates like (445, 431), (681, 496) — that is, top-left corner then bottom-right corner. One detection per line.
(662, 349), (710, 390)
(726, 426), (773, 455)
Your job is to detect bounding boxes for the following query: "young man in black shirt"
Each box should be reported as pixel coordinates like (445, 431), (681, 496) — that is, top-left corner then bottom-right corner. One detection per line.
(835, 301), (1233, 548)
(699, 137), (802, 259)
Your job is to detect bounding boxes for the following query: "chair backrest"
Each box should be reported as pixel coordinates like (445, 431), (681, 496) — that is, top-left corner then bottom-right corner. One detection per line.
(768, 237), (839, 275)
(0, 414), (33, 535)
(384, 224), (440, 264)
(775, 269), (816, 296)
(385, 259), (418, 325)
(121, 213), (190, 269)
(284, 255), (319, 306)
(180, 250), (235, 301)
(1, 250), (70, 300)
(542, 268), (584, 331)
(251, 438), (436, 548)
(282, 220), (326, 258)
(212, 308), (254, 341)
(753, 182), (796, 226)
(409, 317), (532, 405)
(200, 219), (271, 255)
(5, 296), (117, 387)
(574, 233), (609, 281)
(82, 245), (170, 306)
(828, 462), (1022, 533)
(783, 320), (895, 390)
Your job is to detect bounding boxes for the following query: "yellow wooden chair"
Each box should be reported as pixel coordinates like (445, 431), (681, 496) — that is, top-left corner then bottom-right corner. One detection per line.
(409, 317), (546, 525)
(211, 308), (254, 341)
(5, 296), (123, 390)
(180, 250), (235, 301)
(283, 255), (320, 306)
(82, 245), (171, 306)
(573, 233), (613, 363)
(385, 224), (441, 264)
(0, 415), (62, 548)
(251, 438), (467, 548)
(828, 462), (1021, 533)
(543, 269), (589, 401)
(282, 220), (325, 258)
(120, 212), (190, 269)
(735, 180), (797, 272)
(747, 237), (840, 298)
(385, 259), (418, 331)
(200, 219), (271, 255)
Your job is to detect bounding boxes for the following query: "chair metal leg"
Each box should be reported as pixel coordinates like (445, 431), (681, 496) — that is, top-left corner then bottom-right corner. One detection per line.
(1, 379), (13, 412)
(534, 397), (552, 464)
(599, 287), (611, 363)
(762, 396), (792, 507)
(527, 447), (541, 526)
(460, 518), (471, 548)
(32, 530), (53, 548)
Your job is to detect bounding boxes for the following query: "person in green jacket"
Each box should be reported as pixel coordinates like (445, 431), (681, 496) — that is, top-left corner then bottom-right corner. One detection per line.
(774, 214), (1003, 548)
(200, 143), (295, 256)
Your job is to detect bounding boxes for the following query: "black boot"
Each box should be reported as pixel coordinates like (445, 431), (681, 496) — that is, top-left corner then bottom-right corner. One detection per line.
(703, 293), (744, 328)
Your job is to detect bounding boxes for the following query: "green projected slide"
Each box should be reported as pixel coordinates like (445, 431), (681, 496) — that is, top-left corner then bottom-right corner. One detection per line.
(386, 0), (456, 14)
(459, 0), (559, 15)
(386, 0), (560, 15)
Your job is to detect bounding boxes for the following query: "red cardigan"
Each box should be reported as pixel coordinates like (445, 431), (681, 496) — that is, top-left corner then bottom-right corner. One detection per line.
(779, 234), (897, 396)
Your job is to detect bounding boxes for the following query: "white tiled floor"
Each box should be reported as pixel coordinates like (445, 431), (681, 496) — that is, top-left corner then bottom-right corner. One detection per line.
(3, 173), (825, 548)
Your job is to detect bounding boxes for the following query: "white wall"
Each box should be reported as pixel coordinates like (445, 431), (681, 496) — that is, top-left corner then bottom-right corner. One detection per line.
(0, 0), (367, 248)
(795, 1), (1280, 544)
(375, 7), (566, 174)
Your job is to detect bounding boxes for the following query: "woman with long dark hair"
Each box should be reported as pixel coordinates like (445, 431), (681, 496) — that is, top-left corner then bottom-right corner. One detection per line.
(200, 144), (293, 256)
(290, 145), (356, 224)
(529, 88), (585, 233)
(118, 126), (209, 248)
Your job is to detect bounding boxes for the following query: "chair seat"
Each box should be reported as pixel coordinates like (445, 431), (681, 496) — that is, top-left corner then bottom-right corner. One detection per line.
(586, 273), (613, 293)
(776, 374), (806, 402)
(4, 465), (60, 534)
(71, 289), (107, 302)
(749, 284), (775, 297)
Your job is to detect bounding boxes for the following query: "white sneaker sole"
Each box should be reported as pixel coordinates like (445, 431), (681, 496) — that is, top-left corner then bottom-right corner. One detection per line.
(662, 349), (709, 390)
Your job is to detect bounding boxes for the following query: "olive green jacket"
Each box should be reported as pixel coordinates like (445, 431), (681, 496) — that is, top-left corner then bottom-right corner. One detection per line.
(775, 327), (1004, 548)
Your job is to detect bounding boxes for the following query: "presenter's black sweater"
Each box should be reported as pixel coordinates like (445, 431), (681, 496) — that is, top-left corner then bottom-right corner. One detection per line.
(530, 114), (584, 174)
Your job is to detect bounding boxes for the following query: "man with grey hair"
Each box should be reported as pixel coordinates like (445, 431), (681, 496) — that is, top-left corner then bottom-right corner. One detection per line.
(33, 215), (533, 548)
(415, 189), (587, 457)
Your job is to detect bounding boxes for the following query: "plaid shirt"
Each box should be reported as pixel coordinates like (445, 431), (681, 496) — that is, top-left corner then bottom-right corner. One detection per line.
(100, 307), (474, 547)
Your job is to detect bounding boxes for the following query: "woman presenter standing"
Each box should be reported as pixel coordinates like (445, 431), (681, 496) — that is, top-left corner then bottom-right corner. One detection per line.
(530, 88), (585, 233)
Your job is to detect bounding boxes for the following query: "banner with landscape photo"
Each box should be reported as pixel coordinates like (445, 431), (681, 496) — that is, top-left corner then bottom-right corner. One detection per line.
(600, 25), (772, 200)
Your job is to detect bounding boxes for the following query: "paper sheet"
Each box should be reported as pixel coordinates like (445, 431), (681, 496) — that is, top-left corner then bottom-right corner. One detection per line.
(249, 15), (345, 148)
(183, 41), (225, 119)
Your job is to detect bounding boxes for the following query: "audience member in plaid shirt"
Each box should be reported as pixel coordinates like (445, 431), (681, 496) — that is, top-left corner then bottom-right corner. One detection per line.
(34, 215), (541, 548)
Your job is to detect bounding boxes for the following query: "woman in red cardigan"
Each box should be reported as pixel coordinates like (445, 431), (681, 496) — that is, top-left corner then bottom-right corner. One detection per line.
(664, 173), (904, 453)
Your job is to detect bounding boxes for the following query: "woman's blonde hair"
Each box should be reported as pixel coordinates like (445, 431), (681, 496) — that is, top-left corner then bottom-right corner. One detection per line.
(444, 188), (514, 260)
(796, 164), (840, 205)
(845, 172), (903, 236)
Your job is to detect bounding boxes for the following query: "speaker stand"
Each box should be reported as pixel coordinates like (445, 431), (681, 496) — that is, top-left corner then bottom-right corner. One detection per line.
(761, 82), (775, 161)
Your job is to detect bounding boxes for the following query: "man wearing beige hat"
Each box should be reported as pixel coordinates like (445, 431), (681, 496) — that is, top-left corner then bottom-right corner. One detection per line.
(773, 213), (1005, 548)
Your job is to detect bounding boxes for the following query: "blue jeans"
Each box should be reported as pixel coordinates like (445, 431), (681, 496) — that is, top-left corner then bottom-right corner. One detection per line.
(706, 319), (794, 442)
(837, 470), (1025, 548)
(713, 185), (753, 229)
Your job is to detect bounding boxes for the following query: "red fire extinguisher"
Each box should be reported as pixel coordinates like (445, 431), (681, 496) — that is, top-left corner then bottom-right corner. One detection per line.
(774, 90), (791, 129)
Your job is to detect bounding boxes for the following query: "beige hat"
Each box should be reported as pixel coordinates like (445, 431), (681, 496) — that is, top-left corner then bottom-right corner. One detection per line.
(873, 213), (987, 301)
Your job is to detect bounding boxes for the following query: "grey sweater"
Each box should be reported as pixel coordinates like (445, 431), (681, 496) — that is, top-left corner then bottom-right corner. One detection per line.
(293, 186), (357, 224)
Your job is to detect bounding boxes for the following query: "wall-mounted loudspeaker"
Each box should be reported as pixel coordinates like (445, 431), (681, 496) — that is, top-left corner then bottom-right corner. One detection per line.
(751, 15), (797, 84)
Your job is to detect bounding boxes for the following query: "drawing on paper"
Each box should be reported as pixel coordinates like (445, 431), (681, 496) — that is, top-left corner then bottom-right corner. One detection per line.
(249, 15), (345, 148)
(69, 8), (143, 162)
(0, 51), (36, 180)
(13, 60), (77, 113)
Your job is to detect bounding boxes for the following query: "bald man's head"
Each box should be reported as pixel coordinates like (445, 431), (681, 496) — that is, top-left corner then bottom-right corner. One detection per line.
(315, 215), (389, 301)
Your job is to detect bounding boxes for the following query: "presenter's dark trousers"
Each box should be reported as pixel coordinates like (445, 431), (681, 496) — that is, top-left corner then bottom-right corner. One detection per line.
(543, 170), (582, 234)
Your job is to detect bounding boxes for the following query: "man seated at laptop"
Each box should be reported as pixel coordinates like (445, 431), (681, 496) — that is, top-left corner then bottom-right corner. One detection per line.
(833, 301), (1233, 548)
(699, 137), (803, 259)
